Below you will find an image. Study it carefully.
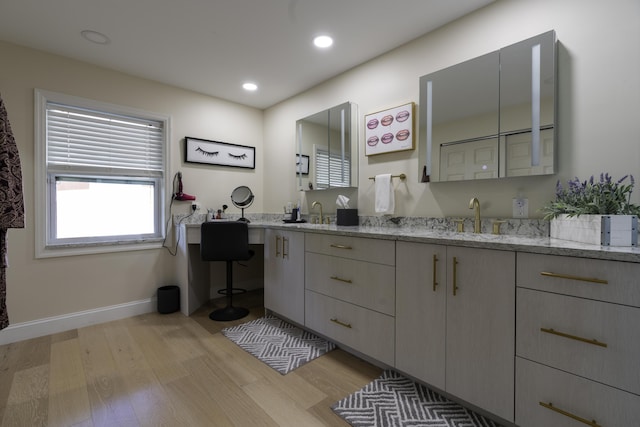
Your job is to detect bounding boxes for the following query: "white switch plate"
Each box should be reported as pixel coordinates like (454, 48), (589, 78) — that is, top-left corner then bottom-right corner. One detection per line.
(513, 198), (528, 218)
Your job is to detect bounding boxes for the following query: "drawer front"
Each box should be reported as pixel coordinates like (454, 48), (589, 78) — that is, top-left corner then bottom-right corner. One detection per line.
(517, 252), (640, 307)
(517, 288), (640, 394)
(305, 290), (395, 366)
(516, 357), (640, 427)
(305, 233), (395, 265)
(305, 252), (395, 315)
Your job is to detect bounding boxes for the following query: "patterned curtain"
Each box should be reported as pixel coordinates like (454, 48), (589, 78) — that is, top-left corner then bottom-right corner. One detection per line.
(0, 93), (25, 330)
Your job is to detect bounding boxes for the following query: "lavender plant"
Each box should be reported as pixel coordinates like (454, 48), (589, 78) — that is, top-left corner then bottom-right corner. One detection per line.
(541, 173), (640, 220)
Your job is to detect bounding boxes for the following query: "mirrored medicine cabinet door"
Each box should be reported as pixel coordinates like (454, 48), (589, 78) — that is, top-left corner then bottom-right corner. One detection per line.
(296, 102), (358, 190)
(419, 30), (557, 182)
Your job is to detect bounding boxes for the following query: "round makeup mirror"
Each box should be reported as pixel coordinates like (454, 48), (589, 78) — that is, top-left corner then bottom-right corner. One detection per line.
(231, 186), (254, 222)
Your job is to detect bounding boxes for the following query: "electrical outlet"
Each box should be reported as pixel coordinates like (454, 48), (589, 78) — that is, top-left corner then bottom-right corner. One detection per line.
(512, 198), (529, 218)
(191, 202), (199, 212)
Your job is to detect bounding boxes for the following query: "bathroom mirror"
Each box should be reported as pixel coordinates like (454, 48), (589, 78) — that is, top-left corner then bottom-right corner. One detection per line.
(296, 102), (358, 190)
(419, 30), (557, 182)
(231, 185), (253, 222)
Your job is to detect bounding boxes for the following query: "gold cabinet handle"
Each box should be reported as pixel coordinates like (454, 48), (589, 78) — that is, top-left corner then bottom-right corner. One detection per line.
(330, 318), (352, 328)
(330, 244), (353, 250)
(282, 236), (289, 259)
(540, 271), (608, 285)
(452, 256), (459, 296)
(540, 327), (607, 348)
(539, 402), (602, 427)
(432, 254), (439, 292)
(330, 276), (352, 284)
(275, 235), (281, 258)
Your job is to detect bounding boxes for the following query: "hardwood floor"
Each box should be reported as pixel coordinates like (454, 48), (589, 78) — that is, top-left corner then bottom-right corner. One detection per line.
(0, 290), (382, 426)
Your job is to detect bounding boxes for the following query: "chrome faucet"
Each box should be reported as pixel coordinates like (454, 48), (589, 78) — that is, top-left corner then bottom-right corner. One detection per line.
(469, 197), (481, 233)
(311, 201), (323, 224)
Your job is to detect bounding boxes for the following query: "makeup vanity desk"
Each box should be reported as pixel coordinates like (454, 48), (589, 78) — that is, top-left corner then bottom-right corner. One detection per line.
(176, 222), (265, 316)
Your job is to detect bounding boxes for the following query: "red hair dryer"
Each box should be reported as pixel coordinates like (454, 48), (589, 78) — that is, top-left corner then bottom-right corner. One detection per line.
(174, 172), (196, 201)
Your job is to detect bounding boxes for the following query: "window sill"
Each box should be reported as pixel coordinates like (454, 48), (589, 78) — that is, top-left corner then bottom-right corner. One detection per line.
(37, 238), (164, 259)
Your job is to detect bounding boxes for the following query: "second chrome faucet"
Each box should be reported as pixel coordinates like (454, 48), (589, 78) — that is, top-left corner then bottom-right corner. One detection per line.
(469, 197), (481, 233)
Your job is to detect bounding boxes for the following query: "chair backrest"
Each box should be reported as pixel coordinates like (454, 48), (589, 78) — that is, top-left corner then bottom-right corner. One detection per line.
(200, 221), (251, 262)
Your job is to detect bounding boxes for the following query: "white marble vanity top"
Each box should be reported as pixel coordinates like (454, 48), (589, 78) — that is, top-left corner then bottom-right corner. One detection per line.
(180, 215), (640, 263)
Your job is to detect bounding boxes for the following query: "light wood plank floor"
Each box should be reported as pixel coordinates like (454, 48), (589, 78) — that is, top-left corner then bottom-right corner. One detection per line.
(0, 290), (382, 426)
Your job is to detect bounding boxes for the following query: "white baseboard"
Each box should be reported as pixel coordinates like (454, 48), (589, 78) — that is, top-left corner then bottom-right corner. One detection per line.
(0, 298), (157, 345)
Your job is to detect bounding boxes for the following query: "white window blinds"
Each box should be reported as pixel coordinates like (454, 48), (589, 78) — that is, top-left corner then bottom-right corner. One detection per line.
(315, 147), (351, 189)
(46, 102), (164, 175)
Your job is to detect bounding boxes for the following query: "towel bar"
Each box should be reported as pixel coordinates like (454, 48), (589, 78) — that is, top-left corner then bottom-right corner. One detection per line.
(369, 173), (406, 181)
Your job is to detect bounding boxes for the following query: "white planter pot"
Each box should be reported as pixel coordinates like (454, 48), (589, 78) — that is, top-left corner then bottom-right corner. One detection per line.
(550, 214), (638, 246)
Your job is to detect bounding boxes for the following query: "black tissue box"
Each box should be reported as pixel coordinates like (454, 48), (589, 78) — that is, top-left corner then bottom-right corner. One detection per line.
(336, 209), (358, 226)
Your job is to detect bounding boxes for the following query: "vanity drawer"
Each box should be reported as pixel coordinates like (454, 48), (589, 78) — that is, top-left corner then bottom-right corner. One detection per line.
(517, 287), (640, 394)
(305, 290), (395, 366)
(517, 252), (640, 307)
(305, 252), (395, 315)
(305, 233), (395, 266)
(516, 357), (640, 427)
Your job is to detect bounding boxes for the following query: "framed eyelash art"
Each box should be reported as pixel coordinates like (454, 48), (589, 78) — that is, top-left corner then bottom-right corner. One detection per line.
(185, 136), (255, 169)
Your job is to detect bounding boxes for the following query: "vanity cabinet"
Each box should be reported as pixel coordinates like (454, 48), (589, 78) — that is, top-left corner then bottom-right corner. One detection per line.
(304, 233), (396, 366)
(515, 253), (640, 426)
(396, 242), (515, 422)
(264, 229), (305, 325)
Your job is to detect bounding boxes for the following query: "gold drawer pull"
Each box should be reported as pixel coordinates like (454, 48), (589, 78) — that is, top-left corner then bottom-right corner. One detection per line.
(432, 254), (439, 292)
(540, 271), (608, 285)
(275, 235), (281, 258)
(452, 256), (459, 296)
(330, 244), (353, 250)
(330, 318), (352, 328)
(330, 276), (352, 284)
(541, 327), (607, 348)
(282, 236), (289, 259)
(539, 402), (602, 427)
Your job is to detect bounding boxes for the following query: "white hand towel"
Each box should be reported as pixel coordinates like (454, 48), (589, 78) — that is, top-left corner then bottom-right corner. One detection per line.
(374, 174), (394, 214)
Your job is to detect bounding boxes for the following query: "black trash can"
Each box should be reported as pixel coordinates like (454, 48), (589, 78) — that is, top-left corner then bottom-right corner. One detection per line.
(157, 285), (180, 314)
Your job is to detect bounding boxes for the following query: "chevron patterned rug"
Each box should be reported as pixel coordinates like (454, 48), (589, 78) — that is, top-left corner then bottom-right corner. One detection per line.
(332, 370), (502, 427)
(221, 315), (336, 375)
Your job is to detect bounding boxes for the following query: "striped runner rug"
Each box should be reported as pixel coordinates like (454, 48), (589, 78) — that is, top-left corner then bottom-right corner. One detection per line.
(221, 315), (336, 375)
(332, 370), (502, 427)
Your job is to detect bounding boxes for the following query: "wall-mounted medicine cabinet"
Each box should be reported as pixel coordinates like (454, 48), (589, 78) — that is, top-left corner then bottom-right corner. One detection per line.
(419, 30), (557, 182)
(296, 102), (358, 191)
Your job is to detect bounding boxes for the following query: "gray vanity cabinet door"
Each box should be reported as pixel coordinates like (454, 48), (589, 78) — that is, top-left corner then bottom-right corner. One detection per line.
(445, 246), (515, 422)
(264, 229), (305, 324)
(395, 241), (447, 391)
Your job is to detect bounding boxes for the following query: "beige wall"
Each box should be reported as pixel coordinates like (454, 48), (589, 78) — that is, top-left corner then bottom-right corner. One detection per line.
(2, 0), (639, 329)
(263, 0), (640, 218)
(0, 41), (263, 324)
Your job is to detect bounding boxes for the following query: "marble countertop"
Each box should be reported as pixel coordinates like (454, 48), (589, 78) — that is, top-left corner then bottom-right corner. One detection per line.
(263, 222), (640, 263)
(181, 215), (640, 263)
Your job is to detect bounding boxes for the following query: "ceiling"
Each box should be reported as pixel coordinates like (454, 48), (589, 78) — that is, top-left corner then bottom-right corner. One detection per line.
(0, 0), (493, 110)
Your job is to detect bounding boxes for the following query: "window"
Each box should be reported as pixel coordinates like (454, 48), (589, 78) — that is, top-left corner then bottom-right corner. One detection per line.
(35, 89), (169, 257)
(315, 146), (351, 189)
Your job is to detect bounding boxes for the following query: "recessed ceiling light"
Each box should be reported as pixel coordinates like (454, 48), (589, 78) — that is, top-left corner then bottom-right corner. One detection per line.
(313, 35), (333, 49)
(81, 30), (111, 45)
(242, 82), (258, 91)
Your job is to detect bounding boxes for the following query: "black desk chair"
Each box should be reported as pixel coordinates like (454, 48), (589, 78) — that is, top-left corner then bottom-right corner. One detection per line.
(201, 221), (254, 321)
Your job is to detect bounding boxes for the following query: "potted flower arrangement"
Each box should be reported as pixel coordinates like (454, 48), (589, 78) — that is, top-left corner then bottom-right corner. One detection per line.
(542, 173), (639, 246)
